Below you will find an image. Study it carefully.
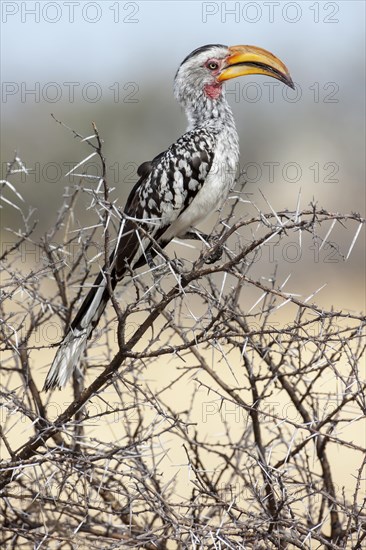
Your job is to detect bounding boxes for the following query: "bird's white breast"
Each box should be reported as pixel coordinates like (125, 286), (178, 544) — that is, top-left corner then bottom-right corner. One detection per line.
(162, 127), (238, 240)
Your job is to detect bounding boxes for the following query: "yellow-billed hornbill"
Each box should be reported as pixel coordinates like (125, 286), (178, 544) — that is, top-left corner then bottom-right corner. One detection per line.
(44, 44), (293, 390)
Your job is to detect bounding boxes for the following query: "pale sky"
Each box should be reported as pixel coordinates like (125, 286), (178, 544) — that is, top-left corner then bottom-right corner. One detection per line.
(2, 1), (364, 84)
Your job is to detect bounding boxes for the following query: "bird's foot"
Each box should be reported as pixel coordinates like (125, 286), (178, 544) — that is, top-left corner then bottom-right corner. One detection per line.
(179, 230), (223, 264)
(168, 257), (184, 273)
(204, 235), (223, 264)
(146, 251), (183, 284)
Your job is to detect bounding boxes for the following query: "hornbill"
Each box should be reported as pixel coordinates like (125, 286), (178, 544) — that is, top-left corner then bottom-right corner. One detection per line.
(44, 44), (294, 390)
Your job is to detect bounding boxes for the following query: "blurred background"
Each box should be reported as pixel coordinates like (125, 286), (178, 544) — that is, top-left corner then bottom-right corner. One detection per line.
(1, 0), (365, 487)
(2, 0), (365, 312)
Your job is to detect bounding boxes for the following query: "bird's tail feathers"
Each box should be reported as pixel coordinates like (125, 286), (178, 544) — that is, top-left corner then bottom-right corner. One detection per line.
(44, 269), (116, 391)
(44, 220), (146, 391)
(43, 327), (89, 391)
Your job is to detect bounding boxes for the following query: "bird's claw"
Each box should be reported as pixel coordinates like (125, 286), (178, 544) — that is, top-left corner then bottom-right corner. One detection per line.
(204, 236), (223, 264)
(169, 258), (184, 273)
(148, 255), (184, 285)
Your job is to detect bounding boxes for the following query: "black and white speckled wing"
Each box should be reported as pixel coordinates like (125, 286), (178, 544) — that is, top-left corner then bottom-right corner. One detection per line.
(113, 128), (216, 279)
(44, 131), (216, 390)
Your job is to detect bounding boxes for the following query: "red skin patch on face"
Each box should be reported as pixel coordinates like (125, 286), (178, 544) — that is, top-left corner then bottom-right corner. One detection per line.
(204, 83), (222, 99)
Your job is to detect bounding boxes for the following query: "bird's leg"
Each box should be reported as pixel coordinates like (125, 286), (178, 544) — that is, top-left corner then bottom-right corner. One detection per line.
(145, 249), (182, 284)
(204, 234), (224, 264)
(145, 249), (157, 272)
(179, 230), (209, 242)
(145, 250), (166, 284)
(179, 230), (223, 264)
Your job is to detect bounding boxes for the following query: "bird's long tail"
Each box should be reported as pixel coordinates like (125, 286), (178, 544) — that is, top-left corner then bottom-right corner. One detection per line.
(44, 215), (161, 391)
(43, 267), (117, 391)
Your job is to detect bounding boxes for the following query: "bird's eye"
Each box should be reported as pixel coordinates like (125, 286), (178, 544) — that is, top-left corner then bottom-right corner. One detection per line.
(207, 61), (219, 71)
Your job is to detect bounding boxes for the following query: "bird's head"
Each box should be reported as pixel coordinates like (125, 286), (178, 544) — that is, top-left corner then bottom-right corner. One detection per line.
(174, 43), (294, 105)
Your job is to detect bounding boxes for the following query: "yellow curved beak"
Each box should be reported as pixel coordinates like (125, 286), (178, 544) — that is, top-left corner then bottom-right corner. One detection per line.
(218, 45), (294, 89)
